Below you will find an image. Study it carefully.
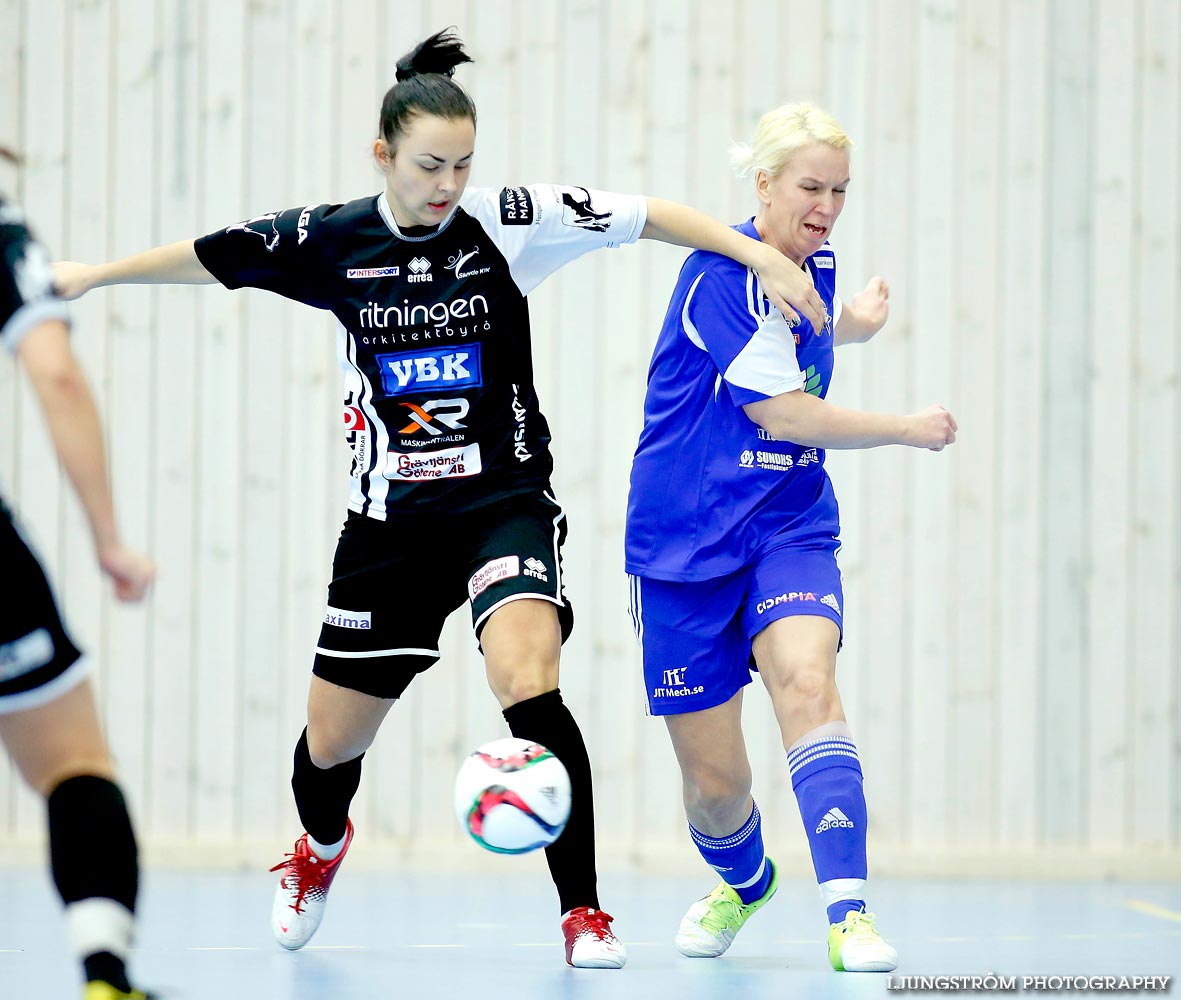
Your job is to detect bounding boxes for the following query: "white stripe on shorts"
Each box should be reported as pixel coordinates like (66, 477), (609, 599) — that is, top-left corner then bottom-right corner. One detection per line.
(627, 574), (644, 644)
(472, 592), (563, 635)
(0, 654), (91, 715)
(314, 646), (439, 659)
(542, 489), (565, 600)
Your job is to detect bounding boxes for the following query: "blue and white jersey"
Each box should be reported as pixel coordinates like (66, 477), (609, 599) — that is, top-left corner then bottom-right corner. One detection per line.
(625, 219), (842, 581)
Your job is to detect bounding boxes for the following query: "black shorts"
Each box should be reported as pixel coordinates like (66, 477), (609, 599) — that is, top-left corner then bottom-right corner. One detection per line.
(0, 499), (87, 714)
(313, 489), (573, 699)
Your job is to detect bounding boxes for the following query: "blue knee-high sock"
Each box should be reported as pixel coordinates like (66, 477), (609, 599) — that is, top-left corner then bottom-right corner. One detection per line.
(688, 801), (773, 904)
(787, 721), (868, 924)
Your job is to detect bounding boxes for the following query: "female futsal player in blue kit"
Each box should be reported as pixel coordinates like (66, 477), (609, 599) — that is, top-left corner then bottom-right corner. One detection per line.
(626, 103), (958, 972)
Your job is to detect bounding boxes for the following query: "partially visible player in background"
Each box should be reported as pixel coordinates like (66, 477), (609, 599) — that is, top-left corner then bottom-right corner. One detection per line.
(625, 104), (957, 972)
(0, 149), (156, 1000)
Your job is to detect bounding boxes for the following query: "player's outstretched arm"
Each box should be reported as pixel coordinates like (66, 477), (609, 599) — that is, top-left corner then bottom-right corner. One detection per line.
(834, 276), (889, 346)
(53, 239), (214, 300)
(16, 319), (155, 601)
(744, 391), (957, 452)
(640, 197), (827, 335)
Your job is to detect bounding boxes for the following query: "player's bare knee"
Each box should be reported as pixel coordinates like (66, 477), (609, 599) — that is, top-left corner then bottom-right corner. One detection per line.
(29, 756), (116, 798)
(770, 661), (837, 712)
(492, 671), (554, 709)
(306, 729), (367, 769)
(486, 654), (557, 708)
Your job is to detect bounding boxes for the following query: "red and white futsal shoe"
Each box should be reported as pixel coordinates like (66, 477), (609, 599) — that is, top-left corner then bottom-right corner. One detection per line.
(561, 906), (627, 968)
(269, 819), (354, 950)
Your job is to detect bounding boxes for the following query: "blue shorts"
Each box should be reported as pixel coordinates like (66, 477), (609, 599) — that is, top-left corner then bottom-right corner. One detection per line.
(628, 539), (843, 716)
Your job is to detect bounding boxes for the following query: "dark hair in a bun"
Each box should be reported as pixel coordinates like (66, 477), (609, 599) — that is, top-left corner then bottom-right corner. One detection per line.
(380, 28), (476, 145)
(395, 26), (472, 81)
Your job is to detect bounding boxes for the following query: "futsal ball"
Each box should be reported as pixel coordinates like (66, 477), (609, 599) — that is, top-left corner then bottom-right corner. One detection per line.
(454, 737), (572, 854)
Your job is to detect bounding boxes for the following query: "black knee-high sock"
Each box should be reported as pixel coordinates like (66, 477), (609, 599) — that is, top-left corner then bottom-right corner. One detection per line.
(291, 727), (364, 845)
(502, 689), (599, 914)
(48, 775), (139, 991)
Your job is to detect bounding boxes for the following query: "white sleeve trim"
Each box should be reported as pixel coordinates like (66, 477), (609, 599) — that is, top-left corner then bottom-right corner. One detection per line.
(722, 272), (805, 397)
(680, 272), (708, 351)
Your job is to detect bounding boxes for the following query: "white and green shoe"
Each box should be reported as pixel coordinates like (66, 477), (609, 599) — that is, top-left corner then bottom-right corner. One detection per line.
(675, 859), (779, 958)
(827, 909), (898, 972)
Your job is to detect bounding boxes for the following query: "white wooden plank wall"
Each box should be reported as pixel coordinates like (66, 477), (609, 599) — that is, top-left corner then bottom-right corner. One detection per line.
(1, 0), (1178, 871)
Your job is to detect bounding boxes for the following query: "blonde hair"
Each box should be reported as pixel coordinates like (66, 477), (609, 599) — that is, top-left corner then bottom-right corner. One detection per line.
(730, 102), (853, 180)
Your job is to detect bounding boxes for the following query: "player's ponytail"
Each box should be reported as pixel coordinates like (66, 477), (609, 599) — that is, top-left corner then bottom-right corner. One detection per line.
(379, 28), (476, 147)
(395, 27), (472, 82)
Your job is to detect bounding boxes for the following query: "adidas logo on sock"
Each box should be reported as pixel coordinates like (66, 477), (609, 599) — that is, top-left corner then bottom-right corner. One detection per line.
(816, 807), (855, 833)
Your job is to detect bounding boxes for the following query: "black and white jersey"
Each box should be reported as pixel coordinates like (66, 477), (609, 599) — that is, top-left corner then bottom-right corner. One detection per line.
(195, 184), (646, 518)
(0, 199), (70, 356)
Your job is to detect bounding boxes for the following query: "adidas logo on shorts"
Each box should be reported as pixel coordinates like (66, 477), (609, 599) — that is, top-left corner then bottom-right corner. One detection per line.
(821, 593), (841, 614)
(816, 807), (855, 833)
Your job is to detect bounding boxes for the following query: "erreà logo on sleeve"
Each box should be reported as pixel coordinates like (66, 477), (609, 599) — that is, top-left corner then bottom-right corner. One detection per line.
(375, 345), (483, 396)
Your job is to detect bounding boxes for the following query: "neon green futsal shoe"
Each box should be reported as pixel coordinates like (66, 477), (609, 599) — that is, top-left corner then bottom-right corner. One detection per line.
(827, 908), (898, 972)
(84, 982), (157, 1000)
(675, 858), (779, 957)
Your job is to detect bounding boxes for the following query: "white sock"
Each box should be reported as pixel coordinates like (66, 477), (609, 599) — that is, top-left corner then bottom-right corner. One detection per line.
(65, 898), (133, 959)
(307, 832), (347, 861)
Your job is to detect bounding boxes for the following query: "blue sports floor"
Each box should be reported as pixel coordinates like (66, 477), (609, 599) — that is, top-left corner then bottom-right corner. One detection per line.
(2, 868), (1178, 999)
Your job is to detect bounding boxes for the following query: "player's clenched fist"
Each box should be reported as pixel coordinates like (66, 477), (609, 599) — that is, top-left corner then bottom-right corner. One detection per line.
(50, 261), (95, 300)
(98, 543), (156, 602)
(904, 405), (957, 451)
